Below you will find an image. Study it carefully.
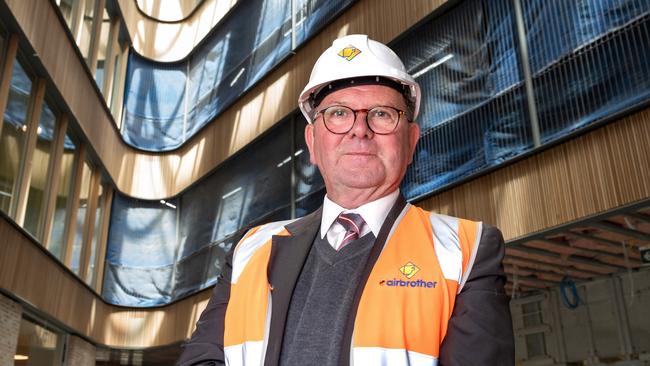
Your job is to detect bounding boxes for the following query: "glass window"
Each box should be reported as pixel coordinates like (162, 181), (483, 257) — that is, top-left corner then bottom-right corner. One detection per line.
(23, 102), (57, 238)
(525, 332), (547, 359)
(0, 59), (32, 215)
(14, 317), (65, 366)
(294, 115), (324, 217)
(78, 0), (96, 60)
(522, 301), (547, 359)
(94, 7), (111, 91)
(86, 183), (104, 285)
(70, 160), (92, 274)
(57, 0), (76, 28)
(48, 132), (76, 260)
(109, 47), (122, 114)
(522, 301), (543, 327)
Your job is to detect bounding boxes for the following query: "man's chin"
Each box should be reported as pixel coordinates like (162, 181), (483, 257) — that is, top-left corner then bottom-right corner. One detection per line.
(337, 175), (385, 190)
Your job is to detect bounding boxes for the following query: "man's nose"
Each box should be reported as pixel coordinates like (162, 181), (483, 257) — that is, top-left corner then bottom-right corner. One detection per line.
(348, 111), (374, 138)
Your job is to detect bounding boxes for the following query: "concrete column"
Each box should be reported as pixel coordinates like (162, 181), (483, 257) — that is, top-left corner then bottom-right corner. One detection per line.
(65, 335), (96, 366)
(0, 293), (22, 366)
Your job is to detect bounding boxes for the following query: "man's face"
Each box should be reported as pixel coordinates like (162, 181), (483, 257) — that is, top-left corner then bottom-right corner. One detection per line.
(305, 84), (420, 201)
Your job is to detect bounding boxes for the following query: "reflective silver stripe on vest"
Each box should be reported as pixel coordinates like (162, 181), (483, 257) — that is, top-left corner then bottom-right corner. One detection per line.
(352, 347), (438, 366)
(458, 221), (482, 293)
(224, 341), (264, 366)
(429, 213), (462, 283)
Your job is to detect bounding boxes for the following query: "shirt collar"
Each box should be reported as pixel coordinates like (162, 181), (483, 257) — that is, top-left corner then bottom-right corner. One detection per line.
(320, 189), (400, 239)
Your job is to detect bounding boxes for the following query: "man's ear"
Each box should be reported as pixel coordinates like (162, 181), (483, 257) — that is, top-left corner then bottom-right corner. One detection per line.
(305, 123), (317, 165)
(407, 121), (420, 164)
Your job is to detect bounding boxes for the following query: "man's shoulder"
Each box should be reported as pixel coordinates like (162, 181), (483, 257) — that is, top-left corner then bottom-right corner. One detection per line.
(238, 219), (297, 247)
(409, 204), (483, 227)
(236, 207), (323, 249)
(408, 204), (504, 245)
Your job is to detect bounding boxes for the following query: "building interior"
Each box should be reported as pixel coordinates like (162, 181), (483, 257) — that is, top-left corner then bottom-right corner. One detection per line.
(0, 0), (649, 364)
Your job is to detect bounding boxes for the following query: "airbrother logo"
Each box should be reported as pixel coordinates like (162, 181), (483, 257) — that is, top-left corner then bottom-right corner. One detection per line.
(379, 262), (437, 289)
(380, 278), (437, 288)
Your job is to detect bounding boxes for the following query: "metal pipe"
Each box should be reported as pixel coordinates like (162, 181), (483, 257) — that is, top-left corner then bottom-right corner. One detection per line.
(290, 115), (297, 219)
(512, 0), (542, 147)
(611, 277), (635, 360)
(291, 0), (297, 50)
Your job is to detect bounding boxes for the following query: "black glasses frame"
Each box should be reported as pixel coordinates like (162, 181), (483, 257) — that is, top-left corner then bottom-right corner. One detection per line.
(315, 105), (409, 135)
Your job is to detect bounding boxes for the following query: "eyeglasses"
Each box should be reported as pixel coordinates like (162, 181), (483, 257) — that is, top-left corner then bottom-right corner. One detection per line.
(315, 105), (408, 135)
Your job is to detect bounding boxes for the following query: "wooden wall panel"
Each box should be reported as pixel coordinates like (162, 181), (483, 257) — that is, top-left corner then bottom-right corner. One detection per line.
(0, 214), (213, 348)
(418, 109), (650, 241)
(3, 0), (447, 199)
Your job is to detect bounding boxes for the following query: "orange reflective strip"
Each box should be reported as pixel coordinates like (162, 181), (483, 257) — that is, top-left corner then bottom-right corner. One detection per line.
(224, 242), (272, 347)
(353, 207), (454, 358)
(224, 228), (291, 347)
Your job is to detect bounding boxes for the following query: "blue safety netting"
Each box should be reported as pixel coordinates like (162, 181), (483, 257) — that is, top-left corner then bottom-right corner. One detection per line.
(104, 117), (302, 305)
(399, 0), (650, 200)
(121, 0), (355, 151)
(104, 195), (179, 305)
(103, 0), (650, 306)
(397, 0), (531, 199)
(523, 0), (650, 144)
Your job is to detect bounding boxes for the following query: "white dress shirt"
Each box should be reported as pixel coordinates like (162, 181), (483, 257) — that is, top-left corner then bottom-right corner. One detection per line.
(320, 190), (400, 250)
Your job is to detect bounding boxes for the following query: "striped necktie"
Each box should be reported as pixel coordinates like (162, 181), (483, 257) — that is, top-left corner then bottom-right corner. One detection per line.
(335, 213), (366, 250)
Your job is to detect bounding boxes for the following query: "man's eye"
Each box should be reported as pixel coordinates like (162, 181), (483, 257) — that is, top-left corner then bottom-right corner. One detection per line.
(329, 108), (350, 118)
(370, 108), (392, 119)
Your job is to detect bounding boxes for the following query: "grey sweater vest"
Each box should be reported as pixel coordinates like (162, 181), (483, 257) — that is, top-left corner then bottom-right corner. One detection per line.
(279, 231), (376, 366)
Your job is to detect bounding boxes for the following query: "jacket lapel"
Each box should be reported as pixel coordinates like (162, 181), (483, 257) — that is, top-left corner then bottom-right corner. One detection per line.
(264, 207), (322, 366)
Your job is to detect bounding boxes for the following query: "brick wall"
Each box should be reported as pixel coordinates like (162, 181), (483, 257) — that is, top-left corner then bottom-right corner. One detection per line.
(0, 293), (22, 366)
(65, 335), (96, 366)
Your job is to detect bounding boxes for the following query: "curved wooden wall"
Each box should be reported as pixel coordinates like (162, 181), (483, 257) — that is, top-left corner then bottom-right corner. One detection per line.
(5, 0), (447, 200)
(117, 0), (238, 62)
(0, 214), (211, 348)
(136, 0), (205, 23)
(2, 104), (648, 348)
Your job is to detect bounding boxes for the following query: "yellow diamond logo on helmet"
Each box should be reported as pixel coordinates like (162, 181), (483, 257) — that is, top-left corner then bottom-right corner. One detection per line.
(399, 262), (420, 279)
(337, 46), (361, 61)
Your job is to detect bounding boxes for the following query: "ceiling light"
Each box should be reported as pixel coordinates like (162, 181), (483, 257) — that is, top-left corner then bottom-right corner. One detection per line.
(229, 68), (245, 87)
(160, 199), (176, 209)
(222, 187), (242, 199)
(412, 54), (454, 78)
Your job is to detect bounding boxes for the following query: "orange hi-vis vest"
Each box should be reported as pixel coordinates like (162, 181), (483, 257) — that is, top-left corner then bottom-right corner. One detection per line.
(223, 203), (482, 366)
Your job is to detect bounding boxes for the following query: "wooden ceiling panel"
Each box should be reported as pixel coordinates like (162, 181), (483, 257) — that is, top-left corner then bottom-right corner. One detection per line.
(507, 204), (650, 295)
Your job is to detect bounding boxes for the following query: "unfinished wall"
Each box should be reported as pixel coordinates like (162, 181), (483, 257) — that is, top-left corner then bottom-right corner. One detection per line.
(511, 268), (650, 365)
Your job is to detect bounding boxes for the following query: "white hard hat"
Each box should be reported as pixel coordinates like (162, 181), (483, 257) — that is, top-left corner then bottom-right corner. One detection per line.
(298, 34), (421, 122)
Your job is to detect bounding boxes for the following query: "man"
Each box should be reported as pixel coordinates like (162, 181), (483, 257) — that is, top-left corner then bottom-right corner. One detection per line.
(178, 34), (514, 366)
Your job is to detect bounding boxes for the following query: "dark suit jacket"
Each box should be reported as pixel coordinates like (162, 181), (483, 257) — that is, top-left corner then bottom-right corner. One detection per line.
(177, 201), (514, 365)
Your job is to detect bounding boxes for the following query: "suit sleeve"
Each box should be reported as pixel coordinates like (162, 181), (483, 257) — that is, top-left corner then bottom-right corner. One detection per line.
(176, 248), (233, 366)
(439, 225), (515, 366)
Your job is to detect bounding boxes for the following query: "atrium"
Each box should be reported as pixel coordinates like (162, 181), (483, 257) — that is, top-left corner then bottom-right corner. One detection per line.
(0, 0), (649, 364)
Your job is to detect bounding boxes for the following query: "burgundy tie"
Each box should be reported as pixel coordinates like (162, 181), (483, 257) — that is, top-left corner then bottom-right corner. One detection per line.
(336, 213), (366, 250)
